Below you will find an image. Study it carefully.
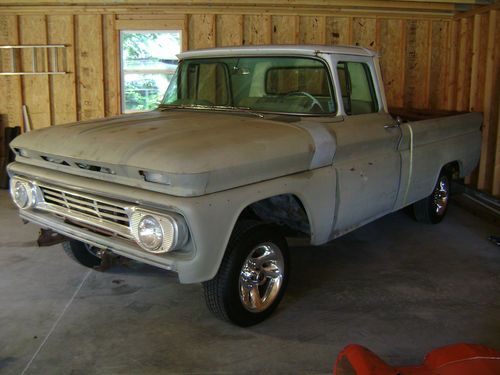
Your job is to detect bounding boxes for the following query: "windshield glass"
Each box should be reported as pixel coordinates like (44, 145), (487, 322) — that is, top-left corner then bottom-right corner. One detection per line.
(161, 56), (336, 115)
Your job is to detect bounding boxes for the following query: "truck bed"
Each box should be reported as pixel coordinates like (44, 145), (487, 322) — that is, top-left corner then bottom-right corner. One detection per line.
(389, 107), (467, 122)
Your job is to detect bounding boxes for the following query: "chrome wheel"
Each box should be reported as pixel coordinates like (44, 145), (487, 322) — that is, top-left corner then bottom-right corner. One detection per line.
(239, 242), (285, 313)
(433, 176), (449, 216)
(84, 243), (104, 258)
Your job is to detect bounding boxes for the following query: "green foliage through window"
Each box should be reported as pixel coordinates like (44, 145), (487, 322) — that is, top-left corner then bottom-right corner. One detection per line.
(120, 30), (181, 113)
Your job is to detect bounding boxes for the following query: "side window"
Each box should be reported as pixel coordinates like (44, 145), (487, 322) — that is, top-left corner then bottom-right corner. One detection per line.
(337, 61), (378, 115)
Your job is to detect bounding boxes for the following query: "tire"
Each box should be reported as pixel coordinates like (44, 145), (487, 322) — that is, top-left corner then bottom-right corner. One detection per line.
(413, 173), (450, 224)
(203, 221), (289, 327)
(63, 240), (102, 268)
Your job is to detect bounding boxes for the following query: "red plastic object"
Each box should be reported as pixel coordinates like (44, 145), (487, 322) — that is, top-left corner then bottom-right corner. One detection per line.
(334, 343), (500, 375)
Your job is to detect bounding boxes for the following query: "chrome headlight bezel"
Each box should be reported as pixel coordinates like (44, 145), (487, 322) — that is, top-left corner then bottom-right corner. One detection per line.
(129, 209), (189, 254)
(9, 177), (38, 210)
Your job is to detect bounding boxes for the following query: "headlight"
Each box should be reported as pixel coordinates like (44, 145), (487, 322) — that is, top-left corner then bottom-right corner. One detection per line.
(130, 210), (188, 253)
(137, 215), (164, 251)
(9, 178), (36, 209)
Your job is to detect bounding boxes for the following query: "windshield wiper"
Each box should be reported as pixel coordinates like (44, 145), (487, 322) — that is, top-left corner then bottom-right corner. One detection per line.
(158, 104), (264, 118)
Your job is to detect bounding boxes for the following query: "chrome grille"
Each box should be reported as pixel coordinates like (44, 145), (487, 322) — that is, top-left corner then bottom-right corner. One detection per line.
(37, 184), (132, 238)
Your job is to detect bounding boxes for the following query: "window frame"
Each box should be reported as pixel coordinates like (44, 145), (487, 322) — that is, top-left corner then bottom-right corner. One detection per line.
(162, 55), (339, 117)
(329, 54), (384, 116)
(336, 61), (379, 115)
(116, 18), (186, 114)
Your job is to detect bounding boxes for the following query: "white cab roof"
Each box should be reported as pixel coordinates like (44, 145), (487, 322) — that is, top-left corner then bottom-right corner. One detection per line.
(179, 45), (377, 59)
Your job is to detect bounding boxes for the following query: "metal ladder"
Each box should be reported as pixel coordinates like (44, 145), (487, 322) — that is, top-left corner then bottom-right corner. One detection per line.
(0, 44), (67, 75)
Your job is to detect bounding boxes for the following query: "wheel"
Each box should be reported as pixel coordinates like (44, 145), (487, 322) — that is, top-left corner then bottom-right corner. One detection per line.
(413, 173), (450, 224)
(63, 240), (103, 268)
(203, 221), (289, 327)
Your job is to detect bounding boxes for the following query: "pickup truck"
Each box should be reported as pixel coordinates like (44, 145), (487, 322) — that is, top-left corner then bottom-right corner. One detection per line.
(8, 45), (482, 326)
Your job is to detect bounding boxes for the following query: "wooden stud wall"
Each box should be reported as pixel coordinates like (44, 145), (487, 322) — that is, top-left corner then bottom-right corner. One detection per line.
(0, 3), (498, 195)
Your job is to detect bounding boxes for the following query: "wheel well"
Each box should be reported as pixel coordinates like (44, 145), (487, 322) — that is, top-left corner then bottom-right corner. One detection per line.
(442, 161), (461, 180)
(237, 194), (311, 237)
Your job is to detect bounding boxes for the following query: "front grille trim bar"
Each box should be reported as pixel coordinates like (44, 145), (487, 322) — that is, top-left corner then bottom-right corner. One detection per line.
(35, 182), (133, 239)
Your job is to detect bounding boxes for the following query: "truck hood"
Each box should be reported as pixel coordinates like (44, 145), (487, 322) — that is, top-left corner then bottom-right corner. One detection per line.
(11, 110), (332, 196)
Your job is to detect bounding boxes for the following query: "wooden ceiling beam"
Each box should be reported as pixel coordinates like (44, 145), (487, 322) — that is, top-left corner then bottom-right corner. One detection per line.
(0, 0), (491, 17)
(0, 0), (460, 11)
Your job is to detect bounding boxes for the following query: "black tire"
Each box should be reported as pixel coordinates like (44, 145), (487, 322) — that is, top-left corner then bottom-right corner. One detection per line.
(413, 173), (450, 224)
(203, 221), (289, 327)
(63, 240), (102, 268)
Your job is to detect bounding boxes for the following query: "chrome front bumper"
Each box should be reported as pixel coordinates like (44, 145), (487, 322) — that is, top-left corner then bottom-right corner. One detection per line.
(20, 209), (178, 271)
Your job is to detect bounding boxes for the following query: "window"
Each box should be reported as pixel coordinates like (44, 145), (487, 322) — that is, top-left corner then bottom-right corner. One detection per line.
(337, 61), (378, 115)
(120, 30), (181, 113)
(162, 56), (336, 115)
(266, 67), (331, 97)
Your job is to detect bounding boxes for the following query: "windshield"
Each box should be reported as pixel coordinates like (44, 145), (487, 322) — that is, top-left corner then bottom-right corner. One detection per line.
(161, 56), (336, 115)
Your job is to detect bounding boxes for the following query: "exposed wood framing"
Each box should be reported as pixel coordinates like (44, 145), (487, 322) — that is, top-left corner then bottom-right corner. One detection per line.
(325, 17), (352, 45)
(19, 15), (51, 129)
(75, 15), (105, 121)
(102, 14), (119, 117)
(0, 3), (498, 197)
(271, 16), (299, 45)
(243, 15), (272, 45)
(217, 15), (244, 46)
(299, 16), (326, 44)
(0, 15), (23, 128)
(378, 19), (406, 108)
(47, 15), (77, 125)
(477, 10), (499, 192)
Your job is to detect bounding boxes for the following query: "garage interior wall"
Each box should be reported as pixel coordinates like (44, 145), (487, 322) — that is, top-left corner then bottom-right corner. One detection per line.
(0, 1), (499, 196)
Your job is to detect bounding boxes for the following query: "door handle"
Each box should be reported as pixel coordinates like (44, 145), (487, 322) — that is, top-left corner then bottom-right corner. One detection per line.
(384, 124), (399, 129)
(384, 115), (403, 129)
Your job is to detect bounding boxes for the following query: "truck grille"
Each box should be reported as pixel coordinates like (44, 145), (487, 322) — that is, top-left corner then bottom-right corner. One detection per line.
(38, 184), (132, 237)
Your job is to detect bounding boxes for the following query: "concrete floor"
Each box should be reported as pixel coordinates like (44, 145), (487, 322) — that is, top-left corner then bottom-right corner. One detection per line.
(0, 190), (499, 375)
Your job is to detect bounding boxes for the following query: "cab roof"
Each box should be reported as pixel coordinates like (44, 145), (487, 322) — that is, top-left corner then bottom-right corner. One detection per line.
(178, 44), (377, 59)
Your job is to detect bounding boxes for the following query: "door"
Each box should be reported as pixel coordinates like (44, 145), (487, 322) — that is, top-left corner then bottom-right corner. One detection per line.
(332, 60), (402, 236)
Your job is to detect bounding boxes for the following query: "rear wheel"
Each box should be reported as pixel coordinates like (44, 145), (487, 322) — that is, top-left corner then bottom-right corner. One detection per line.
(63, 240), (103, 268)
(203, 221), (289, 327)
(413, 173), (450, 224)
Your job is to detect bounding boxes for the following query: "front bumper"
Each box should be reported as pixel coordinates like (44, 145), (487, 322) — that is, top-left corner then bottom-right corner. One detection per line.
(20, 209), (178, 271)
(8, 162), (197, 275)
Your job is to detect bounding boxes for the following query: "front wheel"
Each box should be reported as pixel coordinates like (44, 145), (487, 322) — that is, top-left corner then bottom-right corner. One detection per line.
(63, 240), (103, 268)
(413, 173), (450, 224)
(203, 221), (289, 327)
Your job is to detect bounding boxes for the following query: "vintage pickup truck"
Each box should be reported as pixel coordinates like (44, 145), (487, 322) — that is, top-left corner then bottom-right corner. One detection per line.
(8, 45), (481, 326)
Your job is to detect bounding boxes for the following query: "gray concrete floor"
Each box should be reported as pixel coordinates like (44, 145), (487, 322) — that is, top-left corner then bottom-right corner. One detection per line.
(0, 190), (499, 374)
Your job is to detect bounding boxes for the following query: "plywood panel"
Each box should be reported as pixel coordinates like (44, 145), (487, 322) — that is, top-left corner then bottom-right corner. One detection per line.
(216, 15), (243, 46)
(493, 99), (500, 196)
(47, 15), (77, 125)
(404, 20), (431, 109)
(19, 15), (51, 129)
(429, 20), (449, 109)
(103, 14), (120, 116)
(469, 13), (489, 112)
(490, 12), (500, 195)
(351, 17), (376, 49)
(325, 17), (351, 45)
(271, 15), (298, 44)
(443, 19), (457, 110)
(455, 17), (473, 111)
(478, 10), (499, 191)
(243, 15), (271, 45)
(0, 15), (23, 129)
(378, 19), (405, 108)
(299, 16), (325, 44)
(75, 15), (104, 120)
(189, 14), (215, 49)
